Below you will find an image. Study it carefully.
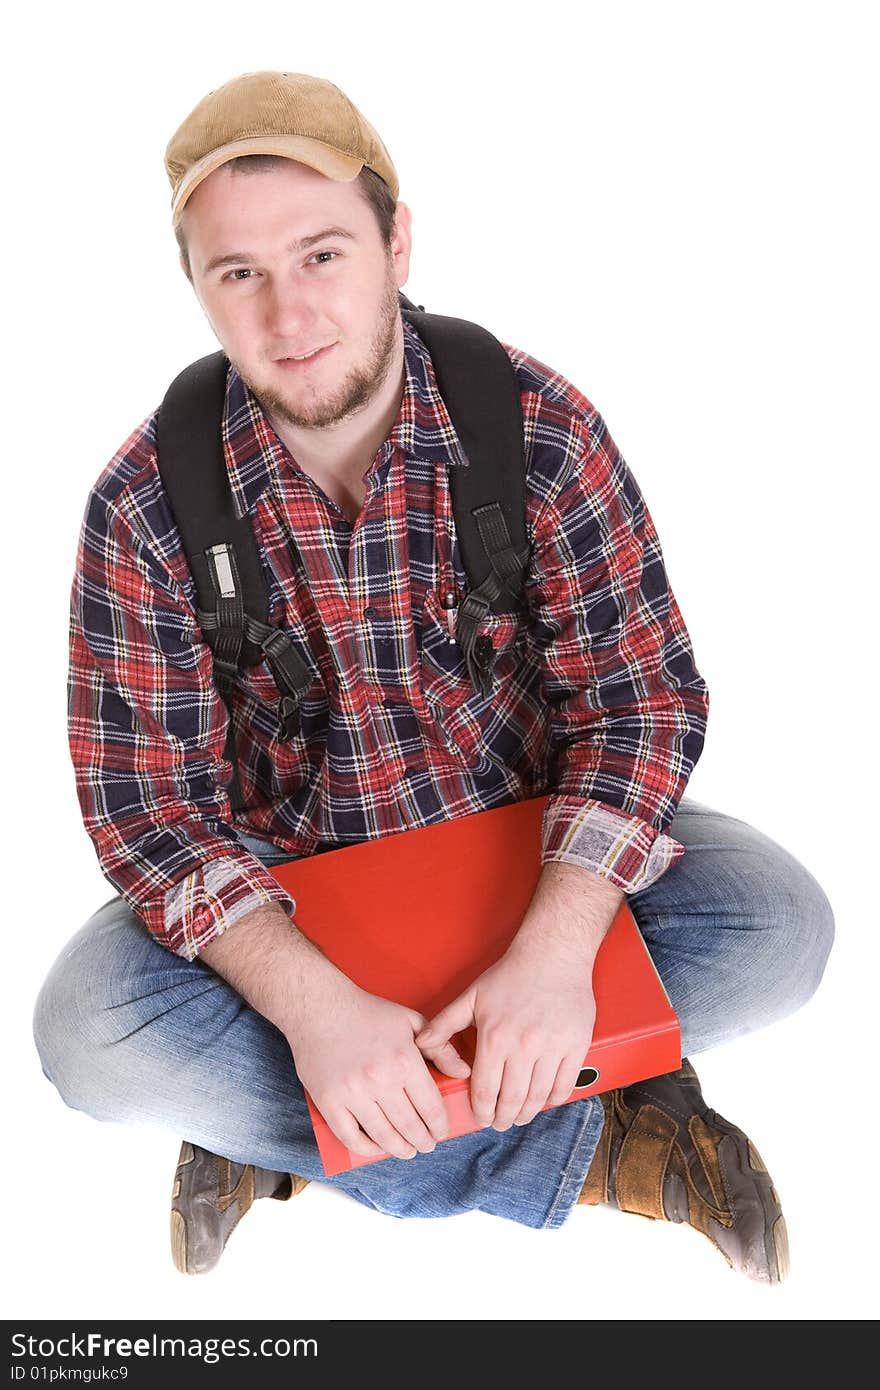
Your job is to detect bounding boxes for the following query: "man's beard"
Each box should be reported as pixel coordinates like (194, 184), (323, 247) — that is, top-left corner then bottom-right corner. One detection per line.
(232, 265), (402, 431)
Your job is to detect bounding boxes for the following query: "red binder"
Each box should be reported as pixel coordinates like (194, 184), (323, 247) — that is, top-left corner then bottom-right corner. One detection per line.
(268, 794), (680, 1175)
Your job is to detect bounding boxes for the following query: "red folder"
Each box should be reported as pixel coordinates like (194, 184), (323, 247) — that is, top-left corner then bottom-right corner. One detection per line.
(268, 794), (680, 1175)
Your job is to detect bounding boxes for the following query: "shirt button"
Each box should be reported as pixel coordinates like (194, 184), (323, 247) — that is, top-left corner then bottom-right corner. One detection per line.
(363, 605), (379, 620)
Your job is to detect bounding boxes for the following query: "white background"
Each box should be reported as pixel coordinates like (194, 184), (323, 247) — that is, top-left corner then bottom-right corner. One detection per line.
(3, 0), (877, 1324)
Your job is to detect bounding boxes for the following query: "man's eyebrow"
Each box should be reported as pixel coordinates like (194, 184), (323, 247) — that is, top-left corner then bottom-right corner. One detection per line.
(202, 226), (358, 276)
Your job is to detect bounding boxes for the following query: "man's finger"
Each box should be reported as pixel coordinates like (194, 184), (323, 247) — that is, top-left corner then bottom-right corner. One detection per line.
(350, 1099), (420, 1161)
(513, 1056), (562, 1126)
(545, 1051), (590, 1109)
(468, 1033), (506, 1128)
(418, 1039), (471, 1079)
(328, 1107), (393, 1159)
(414, 990), (474, 1049)
(491, 1053), (537, 1130)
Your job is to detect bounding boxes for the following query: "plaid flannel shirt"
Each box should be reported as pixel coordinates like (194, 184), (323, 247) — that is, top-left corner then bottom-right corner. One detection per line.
(68, 317), (710, 959)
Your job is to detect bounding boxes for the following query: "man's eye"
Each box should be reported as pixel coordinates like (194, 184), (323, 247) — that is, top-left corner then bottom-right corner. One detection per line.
(221, 253), (337, 282)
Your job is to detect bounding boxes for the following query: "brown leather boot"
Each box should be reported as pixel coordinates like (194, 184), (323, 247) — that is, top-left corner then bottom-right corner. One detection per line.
(170, 1140), (310, 1274)
(578, 1059), (790, 1284)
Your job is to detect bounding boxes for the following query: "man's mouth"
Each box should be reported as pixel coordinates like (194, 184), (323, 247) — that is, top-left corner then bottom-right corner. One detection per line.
(275, 344), (336, 368)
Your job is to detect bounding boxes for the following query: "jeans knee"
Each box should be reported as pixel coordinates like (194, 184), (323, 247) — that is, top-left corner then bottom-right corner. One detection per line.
(32, 919), (123, 1114)
(794, 871), (835, 1002)
(32, 963), (80, 1104)
(759, 858), (835, 1015)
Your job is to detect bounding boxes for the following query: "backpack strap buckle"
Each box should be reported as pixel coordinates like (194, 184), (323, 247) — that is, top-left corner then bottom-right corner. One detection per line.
(455, 505), (531, 698)
(196, 543), (313, 742)
(257, 626), (313, 742)
(195, 543), (247, 697)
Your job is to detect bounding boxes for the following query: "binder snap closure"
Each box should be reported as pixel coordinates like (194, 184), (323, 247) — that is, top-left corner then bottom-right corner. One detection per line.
(575, 1067), (600, 1089)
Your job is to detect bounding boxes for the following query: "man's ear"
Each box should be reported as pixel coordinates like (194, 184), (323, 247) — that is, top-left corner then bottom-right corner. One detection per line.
(391, 201), (413, 290)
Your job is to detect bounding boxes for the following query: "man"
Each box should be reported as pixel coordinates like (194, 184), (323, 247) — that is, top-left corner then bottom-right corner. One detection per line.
(34, 71), (834, 1283)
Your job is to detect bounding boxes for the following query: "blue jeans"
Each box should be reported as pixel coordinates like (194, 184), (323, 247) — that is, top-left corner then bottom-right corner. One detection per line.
(32, 798), (834, 1230)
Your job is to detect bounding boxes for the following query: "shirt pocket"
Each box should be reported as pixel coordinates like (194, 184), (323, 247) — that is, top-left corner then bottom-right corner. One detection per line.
(418, 585), (525, 718)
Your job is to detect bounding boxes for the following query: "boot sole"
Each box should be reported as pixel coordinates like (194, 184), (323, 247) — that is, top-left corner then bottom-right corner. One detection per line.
(170, 1209), (189, 1274)
(170, 1141), (202, 1275)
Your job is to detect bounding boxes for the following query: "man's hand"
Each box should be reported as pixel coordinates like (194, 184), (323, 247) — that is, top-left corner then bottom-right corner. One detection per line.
(413, 862), (623, 1130)
(199, 902), (472, 1161)
(284, 971), (472, 1160)
(413, 942), (597, 1129)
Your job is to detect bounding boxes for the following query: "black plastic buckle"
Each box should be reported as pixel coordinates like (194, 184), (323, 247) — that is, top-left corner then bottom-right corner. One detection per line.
(277, 694), (301, 742)
(469, 634), (496, 698)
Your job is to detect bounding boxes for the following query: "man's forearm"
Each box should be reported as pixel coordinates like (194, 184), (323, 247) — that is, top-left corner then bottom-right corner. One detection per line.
(198, 903), (340, 1035)
(198, 863), (623, 1035)
(509, 861), (625, 963)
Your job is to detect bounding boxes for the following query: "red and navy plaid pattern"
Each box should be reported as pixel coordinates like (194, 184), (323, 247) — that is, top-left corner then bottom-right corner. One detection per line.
(68, 318), (710, 959)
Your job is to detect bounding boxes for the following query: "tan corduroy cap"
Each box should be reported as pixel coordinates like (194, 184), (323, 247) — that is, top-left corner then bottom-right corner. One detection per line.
(164, 70), (399, 227)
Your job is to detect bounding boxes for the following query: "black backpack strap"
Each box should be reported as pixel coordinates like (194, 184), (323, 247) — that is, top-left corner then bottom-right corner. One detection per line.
(155, 350), (312, 811)
(399, 294), (530, 696)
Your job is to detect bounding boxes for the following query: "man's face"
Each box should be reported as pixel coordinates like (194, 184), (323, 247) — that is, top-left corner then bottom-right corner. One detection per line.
(181, 159), (412, 430)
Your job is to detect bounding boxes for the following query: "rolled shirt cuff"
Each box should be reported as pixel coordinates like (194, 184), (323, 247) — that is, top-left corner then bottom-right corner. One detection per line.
(541, 795), (685, 893)
(162, 854), (297, 960)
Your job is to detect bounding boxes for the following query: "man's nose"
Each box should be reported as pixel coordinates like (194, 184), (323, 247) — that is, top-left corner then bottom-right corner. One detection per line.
(264, 276), (318, 338)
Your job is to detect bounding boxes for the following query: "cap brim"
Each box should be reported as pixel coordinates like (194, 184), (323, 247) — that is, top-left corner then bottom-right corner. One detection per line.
(171, 134), (363, 226)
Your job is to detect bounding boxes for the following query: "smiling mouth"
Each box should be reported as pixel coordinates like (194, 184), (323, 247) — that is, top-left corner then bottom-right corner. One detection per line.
(276, 344), (336, 366)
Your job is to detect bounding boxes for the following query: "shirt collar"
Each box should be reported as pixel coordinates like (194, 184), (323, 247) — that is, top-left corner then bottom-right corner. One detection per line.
(222, 315), (470, 519)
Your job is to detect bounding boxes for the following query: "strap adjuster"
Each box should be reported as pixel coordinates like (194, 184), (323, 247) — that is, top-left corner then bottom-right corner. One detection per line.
(277, 694), (301, 741)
